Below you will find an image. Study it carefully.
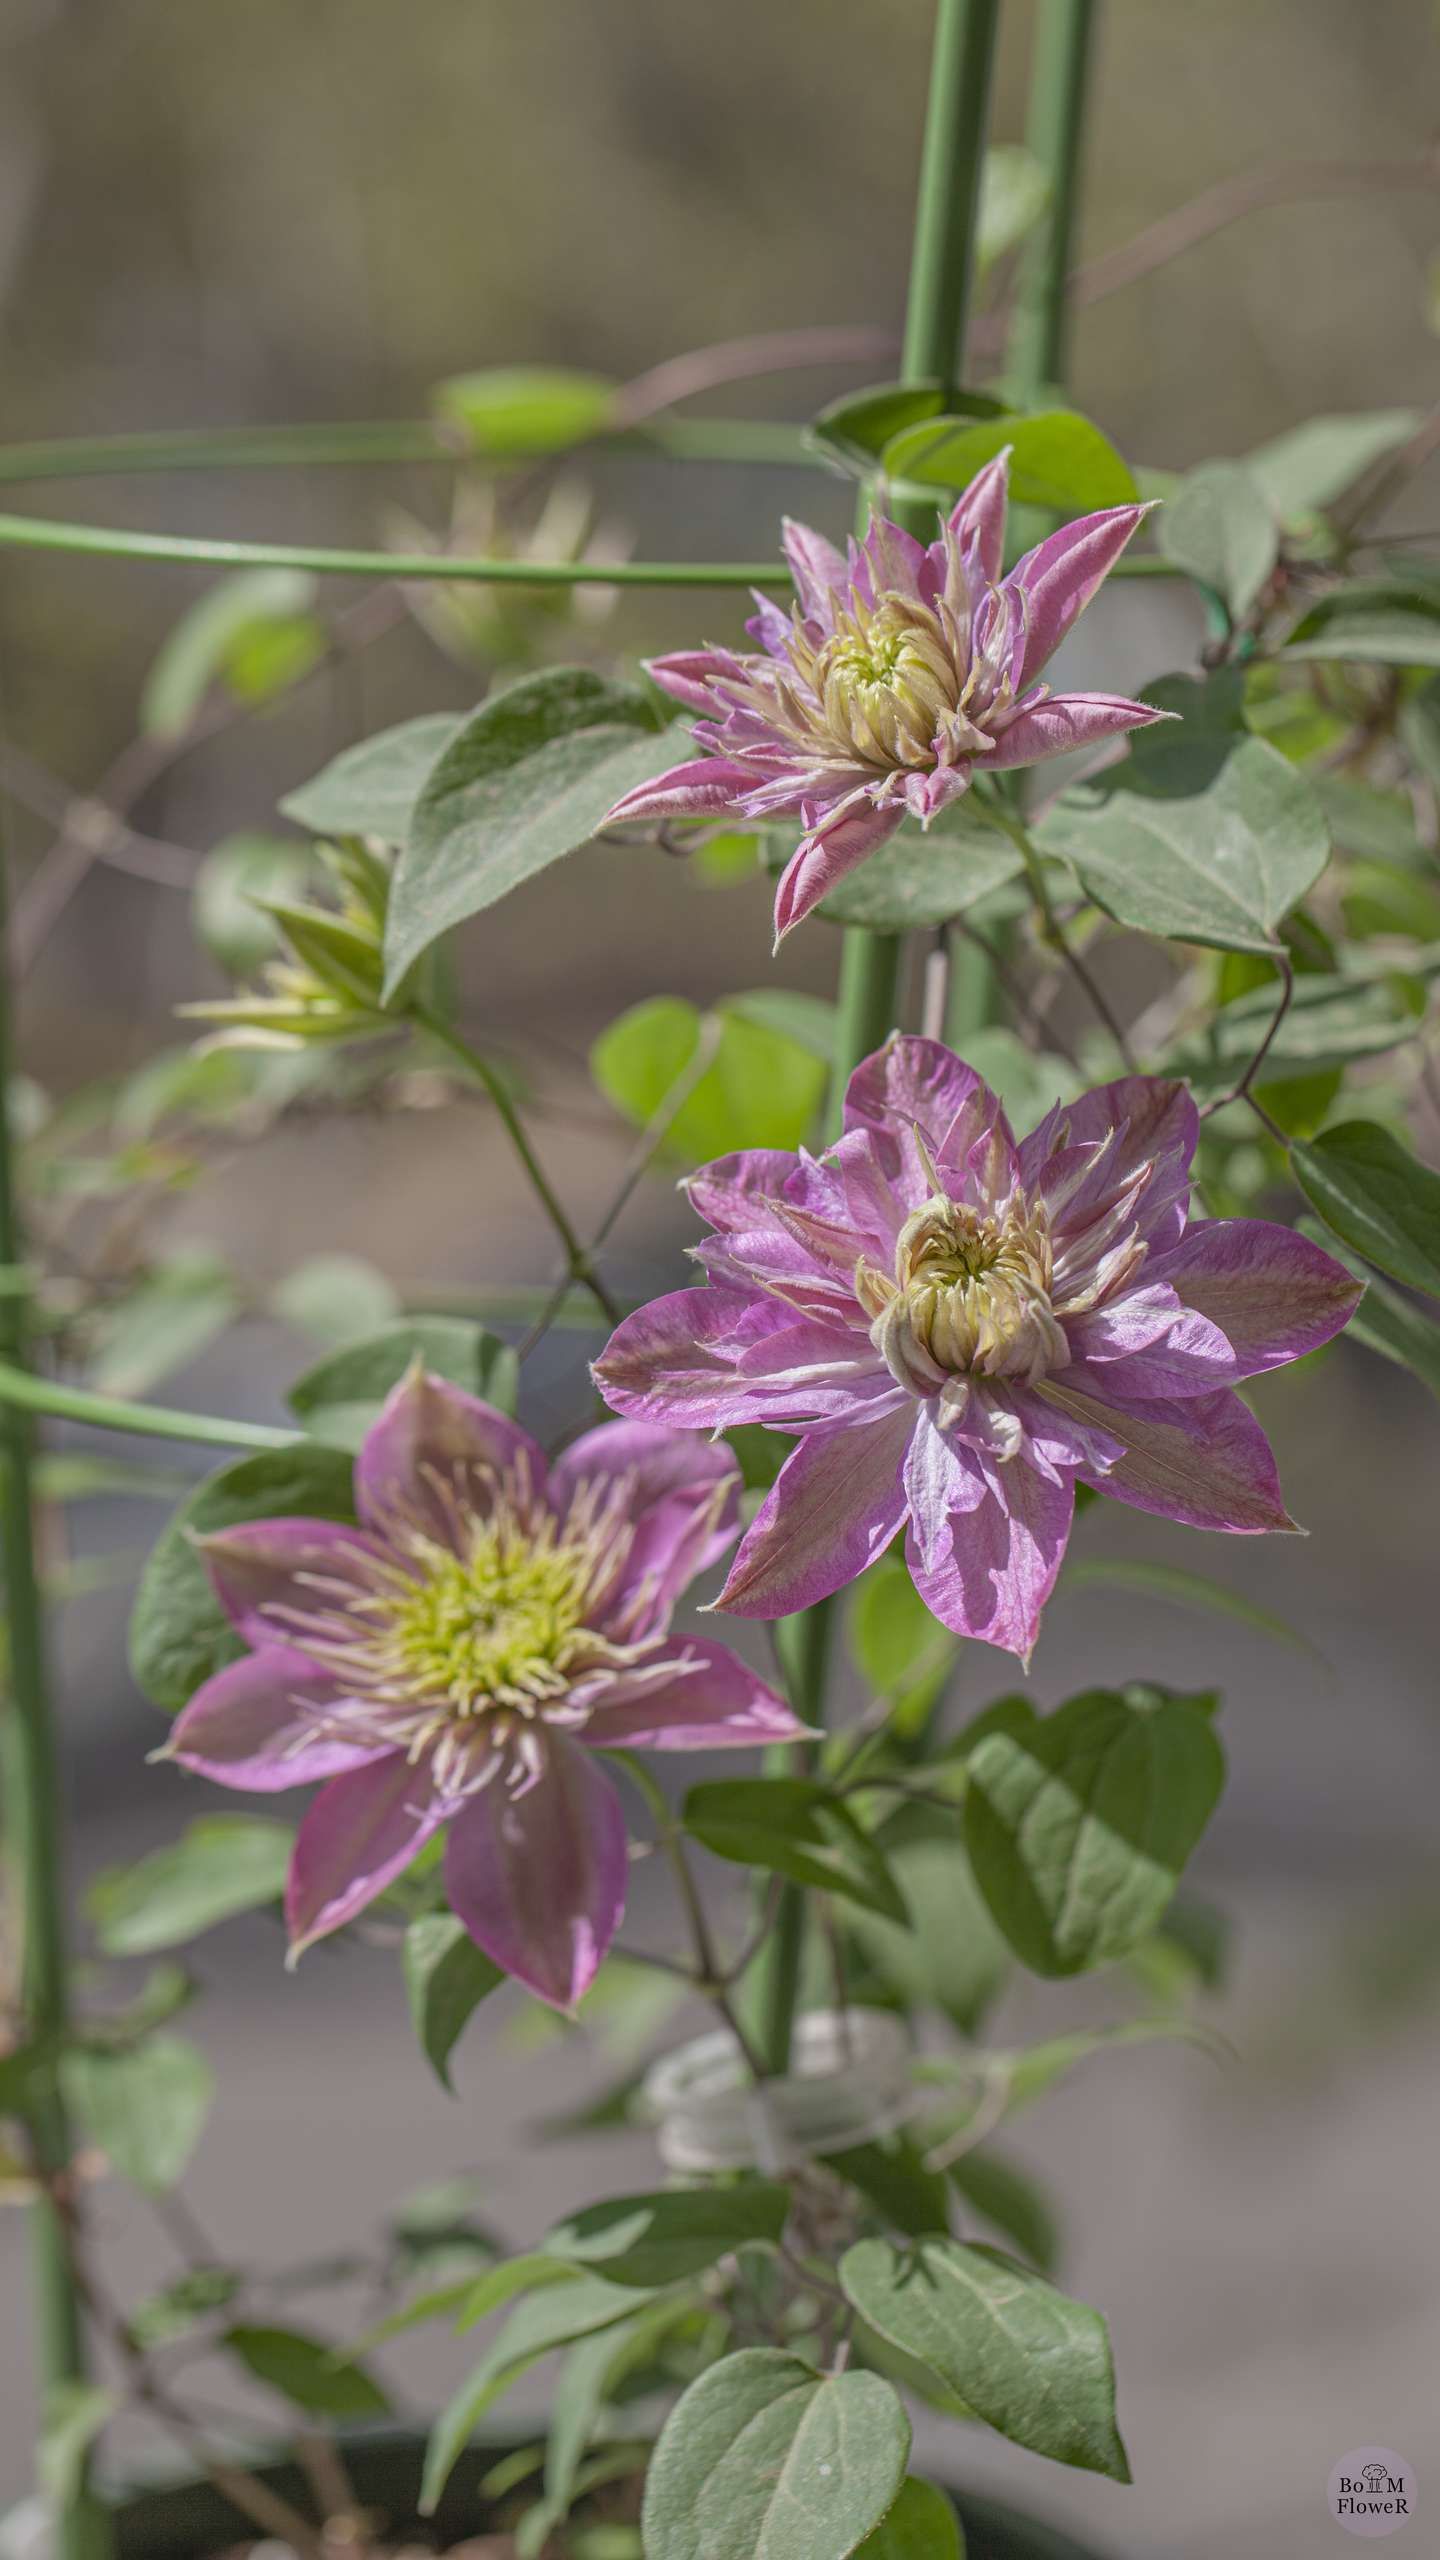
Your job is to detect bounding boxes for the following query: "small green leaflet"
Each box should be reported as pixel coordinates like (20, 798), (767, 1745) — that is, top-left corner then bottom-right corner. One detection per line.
(128, 1442), (356, 1715)
(591, 995), (827, 1167)
(422, 2272), (661, 2512)
(641, 2350), (912, 2560)
(287, 1315), (518, 1450)
(1244, 409), (1419, 520)
(223, 2323), (389, 2418)
(840, 2238), (1129, 2482)
(281, 711), (465, 842)
(542, 2181), (790, 2288)
(1167, 969), (1424, 1091)
(854, 2478), (963, 2560)
(384, 668), (688, 994)
(87, 1816), (292, 1955)
(962, 1686), (1225, 1976)
(1159, 461), (1277, 621)
(808, 380), (1006, 476)
(64, 2035), (214, 2191)
(882, 409), (1137, 515)
(683, 1778), (910, 1924)
(810, 809), (1024, 931)
(1282, 577), (1440, 669)
(432, 365), (617, 456)
(404, 1913), (504, 2091)
(1298, 1217), (1440, 1400)
(142, 568), (322, 737)
(1291, 1121), (1440, 1296)
(1039, 737), (1329, 955)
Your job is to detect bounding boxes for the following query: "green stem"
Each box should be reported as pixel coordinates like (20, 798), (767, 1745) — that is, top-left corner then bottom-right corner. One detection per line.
(0, 510), (790, 590)
(901, 0), (1005, 396)
(755, 1606), (836, 2078)
(978, 791), (1137, 1068)
(414, 1011), (621, 1325)
(0, 503), (1178, 590)
(757, 0), (1003, 2082)
(0, 417), (810, 486)
(0, 870), (112, 2552)
(0, 1361), (295, 1450)
(1006, 0), (1099, 401)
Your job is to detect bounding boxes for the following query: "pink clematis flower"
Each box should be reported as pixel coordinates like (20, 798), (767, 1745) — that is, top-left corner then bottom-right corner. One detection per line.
(594, 1037), (1362, 1663)
(602, 453), (1166, 942)
(160, 1370), (801, 2009)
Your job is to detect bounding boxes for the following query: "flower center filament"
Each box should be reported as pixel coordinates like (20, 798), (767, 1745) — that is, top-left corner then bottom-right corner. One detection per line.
(261, 1466), (659, 1795)
(856, 1190), (1068, 1396)
(809, 598), (959, 769)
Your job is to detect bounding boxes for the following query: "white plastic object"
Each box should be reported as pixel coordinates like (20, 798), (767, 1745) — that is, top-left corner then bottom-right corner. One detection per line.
(643, 2007), (913, 2174)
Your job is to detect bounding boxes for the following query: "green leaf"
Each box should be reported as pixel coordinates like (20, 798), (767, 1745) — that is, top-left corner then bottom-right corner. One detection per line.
(1245, 409), (1419, 520)
(1168, 969), (1424, 1089)
(129, 2265), (242, 2350)
(544, 2301), (688, 2521)
(1040, 737), (1329, 954)
(271, 1253), (400, 1349)
(128, 1442), (356, 1714)
(947, 2148), (1058, 2275)
(88, 1815), (292, 1955)
(854, 2479), (963, 2560)
(404, 1913), (504, 2091)
(840, 2238), (1129, 2482)
(829, 2135), (951, 2241)
(433, 366), (617, 457)
(721, 989), (837, 1064)
(39, 2383), (117, 2507)
(808, 382), (1006, 477)
(962, 1687), (1225, 1976)
(977, 145), (1051, 275)
(684, 1778), (910, 1924)
(1159, 462), (1277, 621)
(385, 669), (683, 993)
(422, 2273), (658, 2511)
(88, 1250), (240, 1398)
(544, 2182), (790, 2289)
(286, 1314), (518, 1450)
(803, 806), (1025, 931)
(1298, 1217), (1440, 1399)
(64, 2034), (213, 2190)
(141, 569), (320, 736)
(1283, 578), (1440, 668)
(1291, 1120), (1440, 1294)
(193, 833), (316, 976)
(882, 409), (1137, 515)
(280, 711), (465, 842)
(846, 1555), (956, 1738)
(591, 998), (826, 1167)
(641, 2350), (912, 2560)
(222, 2323), (390, 2419)
(1062, 1557), (1309, 1652)
(453, 2251), (582, 2331)
(846, 1841), (1009, 2035)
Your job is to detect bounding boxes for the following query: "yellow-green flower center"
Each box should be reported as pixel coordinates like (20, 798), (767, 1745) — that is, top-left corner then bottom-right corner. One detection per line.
(857, 1191), (1068, 1396)
(807, 597), (960, 769)
(380, 1522), (597, 1715)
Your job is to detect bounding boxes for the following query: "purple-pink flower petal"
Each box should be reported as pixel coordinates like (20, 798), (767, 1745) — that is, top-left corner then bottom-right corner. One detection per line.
(773, 799), (905, 943)
(944, 449), (1009, 585)
(551, 1420), (739, 1634)
(984, 691), (1169, 771)
(1157, 1219), (1364, 1376)
(605, 756), (763, 828)
(905, 1438), (1073, 1662)
(198, 1518), (391, 1654)
(286, 1752), (443, 1957)
(576, 1636), (804, 1751)
(354, 1367), (544, 1547)
(1042, 1375), (1298, 1532)
(714, 1404), (914, 1618)
(443, 1736), (628, 2012)
(165, 1646), (387, 1792)
(1008, 503), (1152, 686)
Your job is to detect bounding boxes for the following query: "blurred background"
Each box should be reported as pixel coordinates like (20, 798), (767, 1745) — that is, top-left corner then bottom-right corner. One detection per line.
(1, 3), (1439, 2554)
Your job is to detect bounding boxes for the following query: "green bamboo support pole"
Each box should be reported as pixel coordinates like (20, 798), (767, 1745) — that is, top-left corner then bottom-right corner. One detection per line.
(1007, 0), (1099, 403)
(758, 0), (1003, 2078)
(0, 857), (112, 2551)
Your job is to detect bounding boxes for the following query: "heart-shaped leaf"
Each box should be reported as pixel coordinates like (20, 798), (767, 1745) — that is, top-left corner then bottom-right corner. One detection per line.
(642, 2350), (912, 2560)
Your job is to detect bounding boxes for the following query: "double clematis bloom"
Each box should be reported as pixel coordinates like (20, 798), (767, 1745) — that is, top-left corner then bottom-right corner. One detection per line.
(161, 1370), (801, 2009)
(602, 453), (1166, 941)
(595, 1038), (1362, 1661)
